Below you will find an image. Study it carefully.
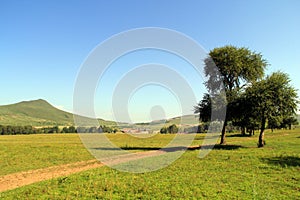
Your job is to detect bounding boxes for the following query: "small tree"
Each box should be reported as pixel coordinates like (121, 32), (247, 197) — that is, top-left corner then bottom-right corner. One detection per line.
(160, 127), (167, 134)
(62, 127), (69, 133)
(245, 72), (298, 147)
(68, 126), (76, 133)
(281, 116), (298, 130)
(168, 124), (179, 134)
(160, 124), (179, 134)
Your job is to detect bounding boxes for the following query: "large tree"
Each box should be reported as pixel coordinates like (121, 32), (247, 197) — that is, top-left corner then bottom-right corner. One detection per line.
(245, 72), (298, 147)
(203, 45), (267, 144)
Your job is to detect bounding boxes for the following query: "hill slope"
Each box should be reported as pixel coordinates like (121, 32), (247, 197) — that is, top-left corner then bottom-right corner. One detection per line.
(0, 99), (74, 126)
(0, 99), (198, 128)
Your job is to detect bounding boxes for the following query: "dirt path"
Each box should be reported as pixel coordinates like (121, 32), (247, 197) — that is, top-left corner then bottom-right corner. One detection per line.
(0, 145), (205, 193)
(0, 147), (189, 193)
(0, 159), (103, 192)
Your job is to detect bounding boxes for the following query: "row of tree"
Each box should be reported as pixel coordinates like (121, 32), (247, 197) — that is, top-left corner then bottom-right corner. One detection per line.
(194, 45), (299, 147)
(159, 122), (241, 134)
(77, 126), (118, 133)
(0, 125), (63, 135)
(0, 125), (118, 135)
(0, 125), (38, 135)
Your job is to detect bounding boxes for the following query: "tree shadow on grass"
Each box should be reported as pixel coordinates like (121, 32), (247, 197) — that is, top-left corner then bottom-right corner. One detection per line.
(227, 134), (253, 138)
(92, 146), (186, 152)
(188, 144), (244, 150)
(261, 156), (300, 167)
(92, 144), (244, 152)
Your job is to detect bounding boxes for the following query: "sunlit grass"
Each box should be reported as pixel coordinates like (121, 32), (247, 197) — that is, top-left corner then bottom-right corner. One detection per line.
(0, 129), (299, 199)
(0, 134), (92, 176)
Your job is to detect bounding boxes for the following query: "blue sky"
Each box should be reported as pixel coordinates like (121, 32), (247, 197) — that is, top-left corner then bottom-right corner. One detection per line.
(1, 0), (299, 122)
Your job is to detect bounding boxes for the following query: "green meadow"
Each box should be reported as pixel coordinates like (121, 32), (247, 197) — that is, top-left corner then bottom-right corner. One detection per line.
(0, 129), (299, 199)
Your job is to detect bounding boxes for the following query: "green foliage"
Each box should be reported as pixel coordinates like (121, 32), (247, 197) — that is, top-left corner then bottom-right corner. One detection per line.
(168, 124), (178, 133)
(244, 72), (299, 146)
(194, 93), (227, 123)
(76, 125), (118, 133)
(0, 125), (37, 135)
(160, 127), (167, 134)
(61, 126), (76, 133)
(0, 125), (120, 135)
(183, 123), (214, 133)
(194, 93), (211, 122)
(160, 124), (178, 134)
(245, 72), (298, 125)
(201, 45), (267, 144)
(204, 45), (267, 93)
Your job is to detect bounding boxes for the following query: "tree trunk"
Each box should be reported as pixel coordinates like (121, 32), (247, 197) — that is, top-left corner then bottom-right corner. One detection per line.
(220, 123), (226, 144)
(258, 117), (266, 148)
(241, 127), (245, 135)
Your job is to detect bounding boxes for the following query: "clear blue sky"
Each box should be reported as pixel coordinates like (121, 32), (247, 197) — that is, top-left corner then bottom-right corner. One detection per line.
(1, 0), (299, 122)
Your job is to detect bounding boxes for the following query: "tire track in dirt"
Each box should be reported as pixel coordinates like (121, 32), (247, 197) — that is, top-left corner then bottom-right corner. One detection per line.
(0, 145), (204, 192)
(0, 159), (103, 192)
(0, 148), (182, 192)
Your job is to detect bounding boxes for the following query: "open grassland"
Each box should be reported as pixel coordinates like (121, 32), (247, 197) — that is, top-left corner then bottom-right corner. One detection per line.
(0, 134), (92, 176)
(0, 129), (299, 199)
(0, 133), (179, 176)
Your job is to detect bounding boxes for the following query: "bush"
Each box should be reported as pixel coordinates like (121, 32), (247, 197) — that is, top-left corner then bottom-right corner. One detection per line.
(160, 124), (178, 134)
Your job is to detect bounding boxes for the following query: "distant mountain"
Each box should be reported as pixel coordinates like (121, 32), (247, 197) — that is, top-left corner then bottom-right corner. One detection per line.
(0, 99), (74, 126)
(0, 99), (119, 127)
(0, 99), (198, 128)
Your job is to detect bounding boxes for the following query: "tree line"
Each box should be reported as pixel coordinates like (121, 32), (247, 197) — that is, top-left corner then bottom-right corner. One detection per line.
(194, 45), (299, 147)
(159, 122), (254, 134)
(0, 125), (118, 135)
(77, 126), (118, 133)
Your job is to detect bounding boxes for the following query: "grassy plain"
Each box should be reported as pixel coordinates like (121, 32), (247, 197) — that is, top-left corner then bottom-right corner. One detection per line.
(0, 134), (92, 176)
(0, 129), (299, 199)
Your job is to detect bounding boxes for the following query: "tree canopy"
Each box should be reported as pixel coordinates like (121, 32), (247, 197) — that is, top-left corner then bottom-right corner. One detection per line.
(202, 45), (267, 144)
(244, 72), (298, 147)
(204, 45), (267, 93)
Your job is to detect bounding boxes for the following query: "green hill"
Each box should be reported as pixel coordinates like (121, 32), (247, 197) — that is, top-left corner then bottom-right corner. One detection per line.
(0, 99), (74, 126)
(167, 114), (199, 125)
(0, 99), (120, 127)
(130, 114), (199, 131)
(0, 99), (198, 128)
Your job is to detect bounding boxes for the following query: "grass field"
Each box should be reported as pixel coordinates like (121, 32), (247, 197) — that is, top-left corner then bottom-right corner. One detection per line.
(0, 134), (92, 176)
(0, 130), (299, 199)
